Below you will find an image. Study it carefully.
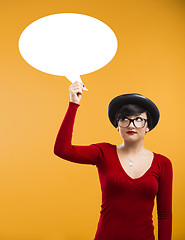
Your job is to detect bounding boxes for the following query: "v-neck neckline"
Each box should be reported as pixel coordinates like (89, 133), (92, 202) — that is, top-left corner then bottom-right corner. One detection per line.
(114, 145), (156, 181)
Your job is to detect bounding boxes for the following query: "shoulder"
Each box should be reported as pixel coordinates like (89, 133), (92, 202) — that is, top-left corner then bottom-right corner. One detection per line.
(91, 142), (114, 147)
(90, 142), (115, 151)
(154, 152), (173, 171)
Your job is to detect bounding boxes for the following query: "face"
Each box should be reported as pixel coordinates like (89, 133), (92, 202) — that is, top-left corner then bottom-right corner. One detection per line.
(116, 112), (149, 142)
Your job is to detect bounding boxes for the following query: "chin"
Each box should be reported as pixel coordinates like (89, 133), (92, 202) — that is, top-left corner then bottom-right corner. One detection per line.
(123, 136), (137, 141)
(123, 135), (143, 141)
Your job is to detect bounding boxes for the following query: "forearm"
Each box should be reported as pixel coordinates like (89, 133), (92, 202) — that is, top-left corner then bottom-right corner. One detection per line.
(157, 155), (173, 240)
(53, 102), (102, 165)
(54, 101), (80, 156)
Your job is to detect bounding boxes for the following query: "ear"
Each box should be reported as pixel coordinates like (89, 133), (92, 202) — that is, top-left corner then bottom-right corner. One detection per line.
(145, 127), (149, 133)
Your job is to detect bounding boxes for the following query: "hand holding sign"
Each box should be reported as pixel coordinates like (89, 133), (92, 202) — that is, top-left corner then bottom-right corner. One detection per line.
(18, 13), (118, 90)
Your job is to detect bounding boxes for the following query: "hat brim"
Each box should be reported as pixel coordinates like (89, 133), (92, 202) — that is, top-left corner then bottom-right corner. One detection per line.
(108, 93), (160, 131)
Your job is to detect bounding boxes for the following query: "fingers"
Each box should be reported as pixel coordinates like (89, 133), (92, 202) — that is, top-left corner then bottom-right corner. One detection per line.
(69, 80), (83, 88)
(69, 81), (84, 104)
(69, 81), (84, 93)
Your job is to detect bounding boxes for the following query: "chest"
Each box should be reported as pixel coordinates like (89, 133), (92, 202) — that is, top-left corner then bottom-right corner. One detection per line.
(116, 149), (154, 179)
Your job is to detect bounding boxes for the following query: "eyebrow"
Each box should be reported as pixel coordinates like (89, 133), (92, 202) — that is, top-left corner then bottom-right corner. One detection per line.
(125, 115), (145, 119)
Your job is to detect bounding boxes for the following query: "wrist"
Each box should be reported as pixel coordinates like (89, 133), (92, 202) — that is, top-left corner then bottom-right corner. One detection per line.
(69, 101), (80, 106)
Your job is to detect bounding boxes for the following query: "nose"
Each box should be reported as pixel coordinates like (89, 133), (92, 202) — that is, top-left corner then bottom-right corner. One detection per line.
(128, 121), (135, 129)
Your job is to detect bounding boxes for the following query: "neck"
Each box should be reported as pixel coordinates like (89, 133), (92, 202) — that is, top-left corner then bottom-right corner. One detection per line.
(120, 139), (146, 155)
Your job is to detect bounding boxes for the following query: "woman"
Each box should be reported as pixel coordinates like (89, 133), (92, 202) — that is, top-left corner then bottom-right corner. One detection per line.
(54, 81), (173, 240)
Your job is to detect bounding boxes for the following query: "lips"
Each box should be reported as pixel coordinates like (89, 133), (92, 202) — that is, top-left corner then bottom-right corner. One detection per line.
(127, 131), (137, 134)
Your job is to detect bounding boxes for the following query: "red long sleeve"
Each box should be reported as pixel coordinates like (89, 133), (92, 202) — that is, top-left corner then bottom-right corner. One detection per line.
(53, 102), (173, 240)
(157, 156), (173, 240)
(54, 102), (103, 165)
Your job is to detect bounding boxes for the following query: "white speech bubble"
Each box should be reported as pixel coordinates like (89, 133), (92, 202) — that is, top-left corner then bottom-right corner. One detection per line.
(18, 13), (118, 90)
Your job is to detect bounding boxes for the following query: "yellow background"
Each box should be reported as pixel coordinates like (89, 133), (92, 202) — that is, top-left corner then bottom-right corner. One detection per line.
(0, 0), (185, 239)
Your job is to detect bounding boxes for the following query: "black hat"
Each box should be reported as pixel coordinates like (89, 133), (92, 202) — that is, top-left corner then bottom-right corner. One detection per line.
(108, 93), (160, 131)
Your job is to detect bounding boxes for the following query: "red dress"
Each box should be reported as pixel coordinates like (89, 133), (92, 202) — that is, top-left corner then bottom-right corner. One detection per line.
(54, 102), (173, 240)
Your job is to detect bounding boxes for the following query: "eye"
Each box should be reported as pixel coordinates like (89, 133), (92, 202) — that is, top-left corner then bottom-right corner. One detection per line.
(121, 117), (128, 121)
(136, 117), (143, 122)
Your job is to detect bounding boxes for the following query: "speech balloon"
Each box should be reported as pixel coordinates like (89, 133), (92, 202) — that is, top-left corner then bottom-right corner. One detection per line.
(18, 13), (118, 90)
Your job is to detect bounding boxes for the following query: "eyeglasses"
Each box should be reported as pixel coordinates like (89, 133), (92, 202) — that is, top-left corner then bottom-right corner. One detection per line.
(118, 117), (147, 128)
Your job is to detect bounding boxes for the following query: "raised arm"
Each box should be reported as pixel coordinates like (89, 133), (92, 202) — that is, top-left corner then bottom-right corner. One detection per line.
(53, 81), (103, 165)
(157, 156), (173, 240)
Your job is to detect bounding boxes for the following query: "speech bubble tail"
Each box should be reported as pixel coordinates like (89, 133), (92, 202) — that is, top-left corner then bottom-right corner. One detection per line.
(65, 74), (88, 91)
(83, 86), (88, 91)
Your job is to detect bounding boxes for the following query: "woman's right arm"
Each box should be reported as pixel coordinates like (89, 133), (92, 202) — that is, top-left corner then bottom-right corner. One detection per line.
(53, 81), (103, 166)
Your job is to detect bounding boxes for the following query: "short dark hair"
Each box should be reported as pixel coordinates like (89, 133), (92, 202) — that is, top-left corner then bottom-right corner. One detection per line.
(114, 104), (153, 130)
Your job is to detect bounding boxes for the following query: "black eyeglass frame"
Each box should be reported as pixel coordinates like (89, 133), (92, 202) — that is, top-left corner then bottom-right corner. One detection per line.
(118, 117), (148, 128)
